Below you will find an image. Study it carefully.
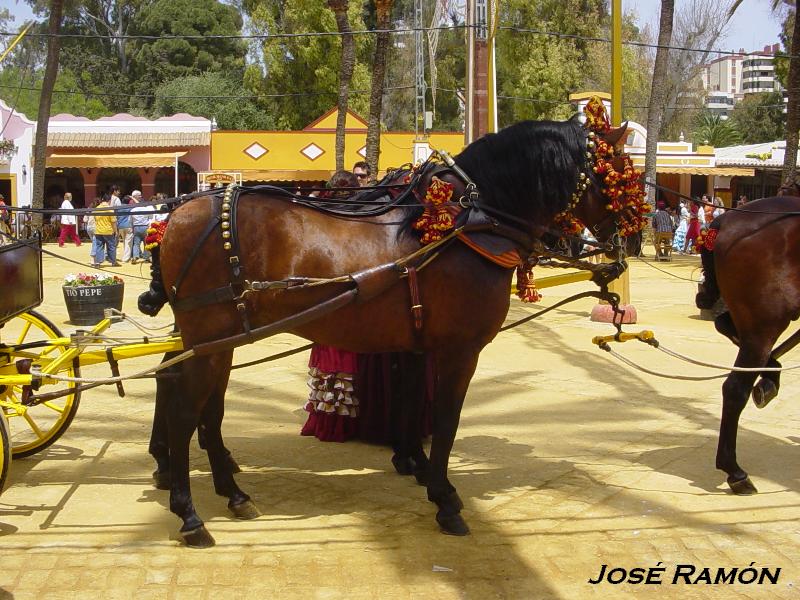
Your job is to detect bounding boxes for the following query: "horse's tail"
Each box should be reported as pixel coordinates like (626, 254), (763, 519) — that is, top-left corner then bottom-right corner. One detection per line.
(137, 246), (169, 316)
(695, 218), (722, 309)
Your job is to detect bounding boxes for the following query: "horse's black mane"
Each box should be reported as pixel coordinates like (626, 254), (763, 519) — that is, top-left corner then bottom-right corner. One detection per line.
(455, 116), (587, 219)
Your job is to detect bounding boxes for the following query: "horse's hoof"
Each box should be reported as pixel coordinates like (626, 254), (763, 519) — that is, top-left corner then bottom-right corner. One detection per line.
(181, 525), (216, 548)
(436, 512), (470, 536)
(752, 379), (778, 409)
(391, 454), (415, 476)
(728, 476), (758, 495)
(229, 499), (261, 520)
(152, 469), (170, 491)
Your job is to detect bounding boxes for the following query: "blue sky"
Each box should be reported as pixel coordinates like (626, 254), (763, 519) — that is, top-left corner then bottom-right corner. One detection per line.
(626, 0), (785, 53)
(1, 0), (786, 55)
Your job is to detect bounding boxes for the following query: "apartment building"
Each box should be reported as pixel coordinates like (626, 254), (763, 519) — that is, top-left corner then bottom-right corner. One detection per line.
(701, 44), (782, 118)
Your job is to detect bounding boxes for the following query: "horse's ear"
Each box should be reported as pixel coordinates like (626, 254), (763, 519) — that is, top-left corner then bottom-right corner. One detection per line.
(603, 122), (628, 149)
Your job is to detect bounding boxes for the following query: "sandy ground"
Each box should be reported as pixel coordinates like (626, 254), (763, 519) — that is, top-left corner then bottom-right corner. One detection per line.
(0, 242), (798, 599)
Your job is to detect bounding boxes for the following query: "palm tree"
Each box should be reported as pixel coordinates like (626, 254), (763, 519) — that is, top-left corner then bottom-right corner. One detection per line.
(32, 0), (65, 226)
(328, 0), (355, 172)
(644, 0), (675, 206)
(366, 0), (394, 181)
(692, 112), (743, 147)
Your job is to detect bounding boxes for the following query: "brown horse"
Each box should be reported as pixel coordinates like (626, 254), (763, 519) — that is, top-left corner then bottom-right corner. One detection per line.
(696, 195), (800, 495)
(146, 118), (633, 547)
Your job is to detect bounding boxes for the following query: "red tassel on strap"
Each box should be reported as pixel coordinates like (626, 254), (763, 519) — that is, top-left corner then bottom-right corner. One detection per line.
(516, 264), (542, 303)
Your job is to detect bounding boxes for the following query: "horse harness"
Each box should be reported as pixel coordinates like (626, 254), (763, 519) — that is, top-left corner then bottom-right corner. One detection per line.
(166, 164), (586, 356)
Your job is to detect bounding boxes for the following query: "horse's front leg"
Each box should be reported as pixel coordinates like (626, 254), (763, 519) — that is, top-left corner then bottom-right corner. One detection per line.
(167, 354), (223, 548)
(716, 342), (771, 495)
(426, 346), (480, 535)
(200, 369), (260, 521)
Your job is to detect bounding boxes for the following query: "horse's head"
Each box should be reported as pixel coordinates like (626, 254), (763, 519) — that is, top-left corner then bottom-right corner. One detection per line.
(560, 114), (649, 258)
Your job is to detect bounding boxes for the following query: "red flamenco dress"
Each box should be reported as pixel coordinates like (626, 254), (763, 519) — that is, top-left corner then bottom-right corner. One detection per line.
(301, 345), (359, 442)
(685, 204), (702, 250)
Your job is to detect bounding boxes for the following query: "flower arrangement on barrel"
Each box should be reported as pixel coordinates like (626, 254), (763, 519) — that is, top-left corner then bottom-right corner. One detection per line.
(62, 273), (124, 325)
(64, 272), (124, 287)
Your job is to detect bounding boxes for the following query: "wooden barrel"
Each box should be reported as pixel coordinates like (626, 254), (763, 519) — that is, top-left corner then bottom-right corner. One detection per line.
(62, 283), (124, 326)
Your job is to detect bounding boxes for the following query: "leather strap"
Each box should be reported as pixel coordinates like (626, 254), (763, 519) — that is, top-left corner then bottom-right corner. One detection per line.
(105, 347), (125, 397)
(172, 196), (222, 299)
(407, 266), (423, 332)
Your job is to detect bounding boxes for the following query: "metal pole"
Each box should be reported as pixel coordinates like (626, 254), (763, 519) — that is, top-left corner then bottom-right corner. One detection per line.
(611, 0), (622, 126)
(0, 24), (32, 65)
(174, 154), (179, 196)
(609, 0), (631, 308)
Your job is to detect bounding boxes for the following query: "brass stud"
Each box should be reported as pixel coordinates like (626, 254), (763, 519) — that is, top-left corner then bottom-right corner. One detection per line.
(588, 131), (596, 138)
(222, 230), (231, 239)
(579, 173), (587, 180)
(586, 151), (592, 159)
(587, 140), (595, 149)
(223, 242), (232, 250)
(221, 221), (230, 230)
(221, 211), (230, 220)
(222, 202), (231, 211)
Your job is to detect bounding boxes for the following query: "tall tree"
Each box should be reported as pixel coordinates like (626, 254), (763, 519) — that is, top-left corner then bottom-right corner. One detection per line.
(691, 112), (742, 147)
(783, 0), (800, 184)
(644, 0), (674, 206)
(32, 0), (64, 224)
(729, 91), (785, 144)
(328, 0), (355, 171)
(365, 0), (393, 179)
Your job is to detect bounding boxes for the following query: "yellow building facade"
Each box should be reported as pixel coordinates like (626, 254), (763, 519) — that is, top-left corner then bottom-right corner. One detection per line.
(209, 108), (465, 183)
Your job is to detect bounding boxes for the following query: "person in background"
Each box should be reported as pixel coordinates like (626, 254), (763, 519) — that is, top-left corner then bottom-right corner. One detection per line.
(58, 192), (81, 247)
(652, 201), (673, 260)
(702, 194), (714, 229)
(672, 201), (689, 253)
(0, 194), (10, 245)
(130, 194), (153, 264)
(118, 193), (135, 262)
(683, 201), (702, 254)
(712, 196), (725, 219)
(93, 194), (119, 267)
(353, 161), (371, 186)
(83, 198), (100, 263)
(737, 195), (748, 207)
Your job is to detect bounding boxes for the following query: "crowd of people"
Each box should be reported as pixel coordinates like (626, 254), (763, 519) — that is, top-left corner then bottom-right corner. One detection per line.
(57, 187), (168, 267)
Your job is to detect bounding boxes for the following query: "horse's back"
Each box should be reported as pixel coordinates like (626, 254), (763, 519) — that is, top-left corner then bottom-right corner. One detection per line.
(715, 196), (800, 327)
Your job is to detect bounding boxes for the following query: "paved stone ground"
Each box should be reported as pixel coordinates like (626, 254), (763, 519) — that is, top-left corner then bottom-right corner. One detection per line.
(1, 244), (798, 599)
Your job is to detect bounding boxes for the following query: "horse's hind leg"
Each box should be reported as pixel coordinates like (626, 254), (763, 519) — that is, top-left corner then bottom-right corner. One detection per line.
(717, 340), (775, 495)
(149, 352), (182, 490)
(426, 347), (480, 536)
(390, 352), (430, 485)
(200, 379), (260, 521)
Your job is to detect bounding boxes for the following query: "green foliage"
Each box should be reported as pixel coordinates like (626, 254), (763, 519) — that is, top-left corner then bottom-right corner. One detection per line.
(729, 91), (786, 144)
(129, 0), (247, 110)
(151, 72), (276, 130)
(245, 0), (371, 129)
(496, 0), (607, 125)
(774, 8), (794, 89)
(690, 112), (742, 148)
(0, 66), (110, 119)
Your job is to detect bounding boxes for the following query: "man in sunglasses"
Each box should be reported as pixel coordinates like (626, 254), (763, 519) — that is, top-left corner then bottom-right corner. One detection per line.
(353, 161), (371, 186)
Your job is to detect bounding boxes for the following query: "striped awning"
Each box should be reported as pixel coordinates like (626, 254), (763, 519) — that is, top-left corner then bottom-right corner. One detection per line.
(47, 131), (209, 149)
(655, 166), (755, 176)
(46, 151), (186, 168)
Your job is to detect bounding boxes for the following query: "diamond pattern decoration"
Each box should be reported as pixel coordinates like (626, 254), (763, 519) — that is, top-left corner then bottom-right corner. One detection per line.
(300, 142), (325, 161)
(357, 145), (367, 158)
(244, 142), (268, 160)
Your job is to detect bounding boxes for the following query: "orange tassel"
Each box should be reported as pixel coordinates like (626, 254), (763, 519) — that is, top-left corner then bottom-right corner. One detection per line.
(516, 265), (542, 303)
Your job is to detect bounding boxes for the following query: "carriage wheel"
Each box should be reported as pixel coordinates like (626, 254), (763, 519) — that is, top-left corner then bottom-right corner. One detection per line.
(0, 410), (10, 494)
(0, 311), (81, 458)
